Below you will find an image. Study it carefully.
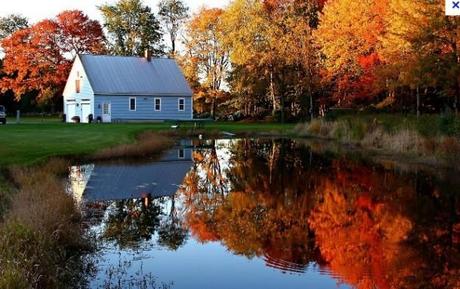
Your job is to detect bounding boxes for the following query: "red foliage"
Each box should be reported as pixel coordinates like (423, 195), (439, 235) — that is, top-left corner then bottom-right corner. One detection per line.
(334, 53), (382, 104)
(0, 10), (105, 102)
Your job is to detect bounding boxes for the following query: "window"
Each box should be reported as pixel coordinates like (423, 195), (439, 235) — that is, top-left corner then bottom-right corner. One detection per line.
(103, 103), (110, 115)
(154, 98), (161, 111)
(75, 71), (81, 93)
(75, 79), (81, 93)
(178, 149), (185, 159)
(178, 98), (185, 111)
(129, 97), (136, 111)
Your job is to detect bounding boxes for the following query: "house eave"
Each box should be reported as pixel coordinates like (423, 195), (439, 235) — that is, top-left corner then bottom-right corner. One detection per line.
(93, 92), (193, 97)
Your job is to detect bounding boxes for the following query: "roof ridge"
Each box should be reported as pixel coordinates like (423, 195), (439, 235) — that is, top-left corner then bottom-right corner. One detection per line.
(78, 53), (173, 61)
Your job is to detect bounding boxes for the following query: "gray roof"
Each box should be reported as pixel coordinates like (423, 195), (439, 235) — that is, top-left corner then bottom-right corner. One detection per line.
(79, 54), (193, 96)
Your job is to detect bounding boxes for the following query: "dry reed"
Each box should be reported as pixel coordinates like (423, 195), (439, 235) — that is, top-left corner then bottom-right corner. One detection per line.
(92, 132), (174, 160)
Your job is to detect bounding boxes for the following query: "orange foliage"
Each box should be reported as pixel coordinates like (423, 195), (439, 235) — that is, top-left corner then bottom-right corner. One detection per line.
(0, 10), (105, 102)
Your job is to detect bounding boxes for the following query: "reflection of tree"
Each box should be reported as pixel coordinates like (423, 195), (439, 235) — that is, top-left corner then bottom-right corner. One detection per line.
(308, 161), (460, 289)
(192, 140), (227, 195)
(181, 139), (323, 272)
(99, 194), (189, 251)
(103, 195), (162, 249)
(158, 195), (188, 250)
(180, 138), (460, 286)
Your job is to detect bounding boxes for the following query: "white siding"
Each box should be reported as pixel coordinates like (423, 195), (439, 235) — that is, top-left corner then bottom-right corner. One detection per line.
(63, 56), (95, 122)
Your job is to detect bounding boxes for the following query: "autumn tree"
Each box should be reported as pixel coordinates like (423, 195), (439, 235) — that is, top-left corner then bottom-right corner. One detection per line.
(222, 0), (279, 117)
(223, 0), (323, 121)
(158, 0), (189, 56)
(0, 10), (105, 103)
(263, 0), (323, 120)
(315, 0), (388, 105)
(0, 14), (28, 40)
(99, 0), (163, 56)
(381, 0), (460, 115)
(183, 8), (229, 118)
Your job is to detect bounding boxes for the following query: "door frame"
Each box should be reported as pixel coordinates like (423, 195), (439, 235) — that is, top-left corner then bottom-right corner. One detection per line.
(102, 102), (111, 123)
(66, 101), (76, 122)
(80, 102), (91, 123)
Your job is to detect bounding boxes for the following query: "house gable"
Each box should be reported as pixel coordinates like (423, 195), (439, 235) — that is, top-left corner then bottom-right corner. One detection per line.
(63, 55), (94, 100)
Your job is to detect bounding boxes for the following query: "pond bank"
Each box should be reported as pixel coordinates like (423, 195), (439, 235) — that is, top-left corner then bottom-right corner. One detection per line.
(0, 131), (176, 289)
(293, 115), (460, 169)
(0, 122), (294, 166)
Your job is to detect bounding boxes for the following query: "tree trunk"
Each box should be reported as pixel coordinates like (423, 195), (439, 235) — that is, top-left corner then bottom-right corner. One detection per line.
(211, 96), (216, 120)
(309, 90), (313, 121)
(416, 85), (420, 119)
(280, 93), (285, 123)
(270, 68), (276, 116)
(454, 77), (459, 115)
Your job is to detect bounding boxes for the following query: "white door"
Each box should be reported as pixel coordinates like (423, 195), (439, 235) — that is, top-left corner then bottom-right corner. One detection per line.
(66, 103), (76, 122)
(81, 103), (91, 123)
(102, 102), (111, 123)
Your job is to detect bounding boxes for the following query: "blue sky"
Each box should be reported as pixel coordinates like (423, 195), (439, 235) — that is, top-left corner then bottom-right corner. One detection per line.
(0, 0), (230, 22)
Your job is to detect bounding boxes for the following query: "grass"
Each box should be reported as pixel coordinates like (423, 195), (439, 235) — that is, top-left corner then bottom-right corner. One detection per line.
(294, 113), (460, 165)
(0, 159), (90, 289)
(92, 131), (174, 161)
(0, 118), (294, 166)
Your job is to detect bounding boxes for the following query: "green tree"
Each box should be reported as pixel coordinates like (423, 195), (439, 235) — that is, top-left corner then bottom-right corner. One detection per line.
(0, 14), (28, 40)
(158, 0), (189, 56)
(99, 0), (163, 56)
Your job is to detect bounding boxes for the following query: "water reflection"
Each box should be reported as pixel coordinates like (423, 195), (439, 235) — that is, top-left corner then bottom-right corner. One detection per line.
(69, 139), (460, 289)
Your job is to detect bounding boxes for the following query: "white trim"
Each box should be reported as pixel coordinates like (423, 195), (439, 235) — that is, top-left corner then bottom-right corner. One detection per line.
(178, 98), (185, 111)
(129, 97), (136, 111)
(154, 97), (161, 111)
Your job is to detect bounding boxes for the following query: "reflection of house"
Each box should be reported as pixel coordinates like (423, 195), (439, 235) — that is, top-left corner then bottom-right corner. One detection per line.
(70, 148), (193, 202)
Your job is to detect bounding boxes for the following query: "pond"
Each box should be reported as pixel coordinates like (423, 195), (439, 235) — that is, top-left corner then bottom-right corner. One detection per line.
(68, 138), (460, 289)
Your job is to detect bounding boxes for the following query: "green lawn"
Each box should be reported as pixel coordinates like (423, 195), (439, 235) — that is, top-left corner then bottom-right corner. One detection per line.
(0, 120), (294, 166)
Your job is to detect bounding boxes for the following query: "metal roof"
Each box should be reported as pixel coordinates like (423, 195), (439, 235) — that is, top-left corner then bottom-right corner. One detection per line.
(79, 54), (193, 96)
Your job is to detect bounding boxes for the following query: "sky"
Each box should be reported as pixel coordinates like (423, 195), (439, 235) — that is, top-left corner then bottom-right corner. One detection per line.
(0, 0), (230, 22)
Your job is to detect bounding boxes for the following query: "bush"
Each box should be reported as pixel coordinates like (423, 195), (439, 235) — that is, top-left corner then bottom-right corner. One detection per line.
(438, 111), (458, 136)
(71, 116), (80, 123)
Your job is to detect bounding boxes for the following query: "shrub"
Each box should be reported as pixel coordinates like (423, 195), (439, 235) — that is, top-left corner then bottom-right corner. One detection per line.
(306, 119), (322, 135)
(438, 111), (457, 136)
(71, 116), (80, 123)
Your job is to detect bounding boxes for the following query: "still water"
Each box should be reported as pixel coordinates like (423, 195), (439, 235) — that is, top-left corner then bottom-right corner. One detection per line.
(68, 138), (460, 289)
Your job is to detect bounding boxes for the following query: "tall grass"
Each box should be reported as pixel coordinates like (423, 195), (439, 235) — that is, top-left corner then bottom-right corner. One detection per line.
(0, 159), (90, 289)
(294, 114), (460, 164)
(0, 131), (176, 288)
(92, 131), (174, 161)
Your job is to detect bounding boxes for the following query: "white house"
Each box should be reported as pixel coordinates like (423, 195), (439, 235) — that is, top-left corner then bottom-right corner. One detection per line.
(63, 52), (193, 123)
